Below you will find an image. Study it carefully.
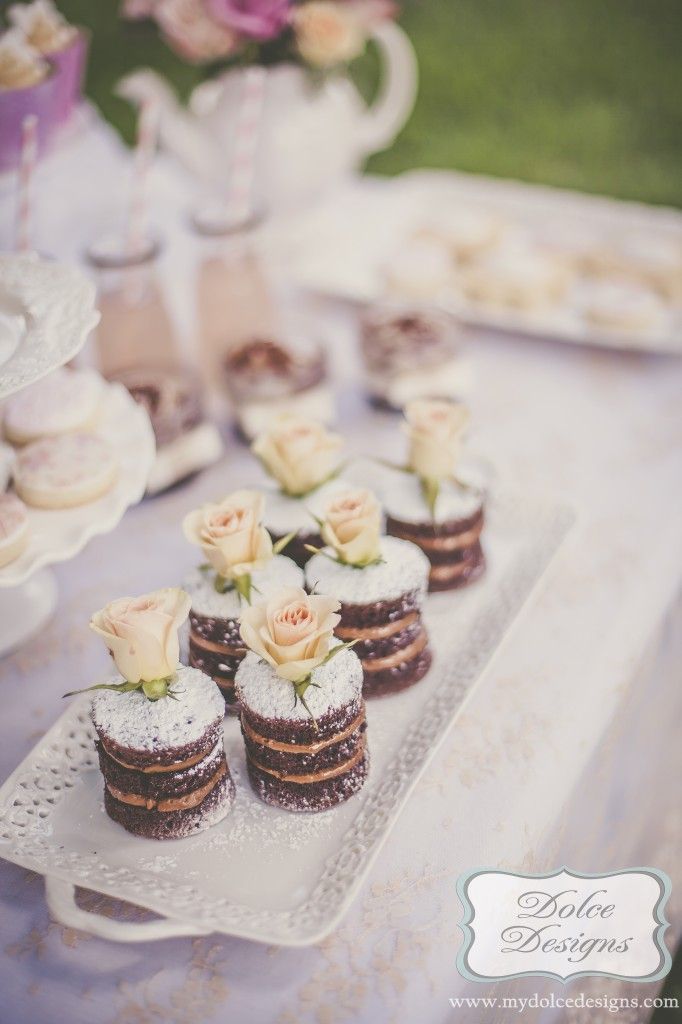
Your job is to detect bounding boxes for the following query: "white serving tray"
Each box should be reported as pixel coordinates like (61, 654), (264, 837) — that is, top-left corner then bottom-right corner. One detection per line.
(282, 170), (682, 355)
(0, 379), (155, 586)
(0, 491), (573, 946)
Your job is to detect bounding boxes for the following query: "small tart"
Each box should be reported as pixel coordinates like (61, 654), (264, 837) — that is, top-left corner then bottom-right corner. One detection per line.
(14, 433), (118, 509)
(0, 492), (29, 568)
(3, 366), (103, 445)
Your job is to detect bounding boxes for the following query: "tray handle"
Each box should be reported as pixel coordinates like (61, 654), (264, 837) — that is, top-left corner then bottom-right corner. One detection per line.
(45, 876), (211, 942)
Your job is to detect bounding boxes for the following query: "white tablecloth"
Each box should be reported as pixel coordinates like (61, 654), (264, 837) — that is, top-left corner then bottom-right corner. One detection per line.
(0, 119), (681, 1024)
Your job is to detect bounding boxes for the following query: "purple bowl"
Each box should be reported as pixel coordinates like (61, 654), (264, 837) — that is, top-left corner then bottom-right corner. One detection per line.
(0, 69), (59, 173)
(45, 28), (89, 125)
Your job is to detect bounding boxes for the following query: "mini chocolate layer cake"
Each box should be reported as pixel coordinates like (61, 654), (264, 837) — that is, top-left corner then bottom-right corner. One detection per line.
(236, 647), (368, 812)
(264, 481), (346, 569)
(305, 536), (432, 698)
(384, 476), (486, 592)
(360, 305), (468, 411)
(91, 666), (234, 840)
(184, 555), (303, 711)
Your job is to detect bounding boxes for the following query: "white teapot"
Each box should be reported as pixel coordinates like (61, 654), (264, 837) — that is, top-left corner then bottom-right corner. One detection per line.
(118, 21), (417, 212)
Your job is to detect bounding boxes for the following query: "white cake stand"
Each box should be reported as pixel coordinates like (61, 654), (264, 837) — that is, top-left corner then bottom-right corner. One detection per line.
(0, 254), (156, 655)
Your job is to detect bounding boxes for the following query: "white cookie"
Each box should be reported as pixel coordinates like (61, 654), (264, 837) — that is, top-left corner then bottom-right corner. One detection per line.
(463, 244), (571, 311)
(14, 433), (118, 509)
(3, 366), (103, 445)
(0, 492), (29, 568)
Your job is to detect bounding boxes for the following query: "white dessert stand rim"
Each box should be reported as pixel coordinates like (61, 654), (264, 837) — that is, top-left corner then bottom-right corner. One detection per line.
(0, 252), (100, 400)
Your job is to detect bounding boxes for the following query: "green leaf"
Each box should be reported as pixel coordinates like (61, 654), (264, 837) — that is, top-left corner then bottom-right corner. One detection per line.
(213, 573), (234, 595)
(272, 530), (298, 556)
(320, 639), (358, 666)
(234, 574), (252, 605)
(292, 676), (319, 731)
(374, 457), (412, 475)
(420, 476), (440, 519)
(63, 680), (142, 698)
(304, 544), (340, 565)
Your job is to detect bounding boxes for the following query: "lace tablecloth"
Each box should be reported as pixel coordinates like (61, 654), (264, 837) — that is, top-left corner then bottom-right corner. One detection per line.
(0, 118), (681, 1024)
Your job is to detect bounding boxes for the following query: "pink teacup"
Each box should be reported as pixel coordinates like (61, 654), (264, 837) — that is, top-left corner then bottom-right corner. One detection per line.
(45, 26), (89, 125)
(0, 68), (58, 172)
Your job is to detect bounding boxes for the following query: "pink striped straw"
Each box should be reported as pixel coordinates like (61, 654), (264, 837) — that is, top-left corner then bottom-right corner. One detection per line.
(127, 97), (160, 256)
(225, 66), (266, 225)
(15, 114), (38, 253)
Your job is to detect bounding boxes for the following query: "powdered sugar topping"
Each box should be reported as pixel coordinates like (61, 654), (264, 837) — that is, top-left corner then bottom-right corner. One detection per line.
(91, 665), (224, 751)
(263, 478), (351, 535)
(305, 535), (429, 604)
(236, 645), (362, 721)
(184, 555), (304, 619)
(382, 471), (483, 525)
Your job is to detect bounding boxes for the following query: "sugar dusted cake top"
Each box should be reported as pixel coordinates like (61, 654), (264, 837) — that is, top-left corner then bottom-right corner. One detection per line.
(236, 646), (363, 722)
(305, 535), (429, 605)
(382, 472), (483, 525)
(184, 555), (303, 619)
(91, 665), (224, 751)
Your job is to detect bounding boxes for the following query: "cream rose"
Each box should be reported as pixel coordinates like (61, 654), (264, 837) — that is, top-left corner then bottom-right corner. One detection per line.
(252, 415), (343, 497)
(321, 488), (382, 566)
(293, 1), (366, 68)
(240, 587), (340, 682)
(405, 398), (470, 480)
(182, 489), (273, 579)
(90, 588), (190, 683)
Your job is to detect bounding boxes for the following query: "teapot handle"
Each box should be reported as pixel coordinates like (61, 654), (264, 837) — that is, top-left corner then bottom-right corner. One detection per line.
(357, 21), (418, 157)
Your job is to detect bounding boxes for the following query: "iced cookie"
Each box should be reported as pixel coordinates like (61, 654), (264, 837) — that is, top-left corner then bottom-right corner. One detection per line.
(14, 433), (117, 508)
(463, 245), (571, 312)
(0, 492), (29, 568)
(3, 366), (103, 445)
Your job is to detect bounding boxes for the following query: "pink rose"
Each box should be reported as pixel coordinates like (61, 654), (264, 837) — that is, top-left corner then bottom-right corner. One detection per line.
(208, 0), (291, 41)
(155, 0), (240, 62)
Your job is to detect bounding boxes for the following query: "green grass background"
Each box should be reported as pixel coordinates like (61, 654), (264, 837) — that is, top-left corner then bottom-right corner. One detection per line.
(26, 0), (682, 207)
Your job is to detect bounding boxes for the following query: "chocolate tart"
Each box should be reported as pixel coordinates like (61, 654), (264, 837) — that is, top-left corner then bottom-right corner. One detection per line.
(305, 536), (432, 698)
(90, 666), (234, 840)
(384, 475), (486, 592)
(236, 647), (368, 812)
(183, 555), (304, 711)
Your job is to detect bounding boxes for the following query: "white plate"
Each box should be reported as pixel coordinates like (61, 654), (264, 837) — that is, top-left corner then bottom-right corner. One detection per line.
(0, 379), (155, 586)
(281, 171), (682, 355)
(0, 253), (100, 399)
(0, 491), (573, 945)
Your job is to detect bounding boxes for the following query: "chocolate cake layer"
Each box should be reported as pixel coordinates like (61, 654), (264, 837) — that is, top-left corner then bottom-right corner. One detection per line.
(240, 695), (363, 748)
(270, 529), (322, 569)
(188, 641), (244, 681)
(363, 648), (433, 697)
(241, 714), (366, 776)
(337, 590), (422, 630)
(386, 507), (484, 540)
(350, 619), (424, 661)
(96, 719), (224, 772)
(246, 749), (369, 812)
(429, 543), (486, 591)
(104, 769), (235, 839)
(189, 611), (242, 649)
(97, 739), (224, 801)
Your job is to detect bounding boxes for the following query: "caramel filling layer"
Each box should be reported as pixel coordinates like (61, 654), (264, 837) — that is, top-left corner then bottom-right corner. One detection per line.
(242, 709), (365, 754)
(106, 763), (226, 812)
(102, 742), (214, 775)
(361, 628), (428, 673)
(248, 737), (366, 784)
(335, 611), (418, 642)
(190, 629), (245, 658)
(390, 522), (482, 552)
(213, 675), (236, 692)
(430, 558), (476, 581)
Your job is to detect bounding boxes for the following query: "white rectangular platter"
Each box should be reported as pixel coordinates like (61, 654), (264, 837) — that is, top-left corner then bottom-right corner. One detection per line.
(280, 170), (682, 355)
(0, 491), (573, 946)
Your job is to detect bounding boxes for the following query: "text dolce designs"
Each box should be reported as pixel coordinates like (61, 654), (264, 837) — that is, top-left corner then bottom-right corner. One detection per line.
(500, 889), (632, 964)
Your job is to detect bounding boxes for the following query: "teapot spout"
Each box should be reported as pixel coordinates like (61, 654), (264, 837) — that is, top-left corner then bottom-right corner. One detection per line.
(116, 69), (215, 180)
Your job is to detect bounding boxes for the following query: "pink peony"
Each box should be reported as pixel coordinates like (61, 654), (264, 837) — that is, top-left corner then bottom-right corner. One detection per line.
(208, 0), (291, 41)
